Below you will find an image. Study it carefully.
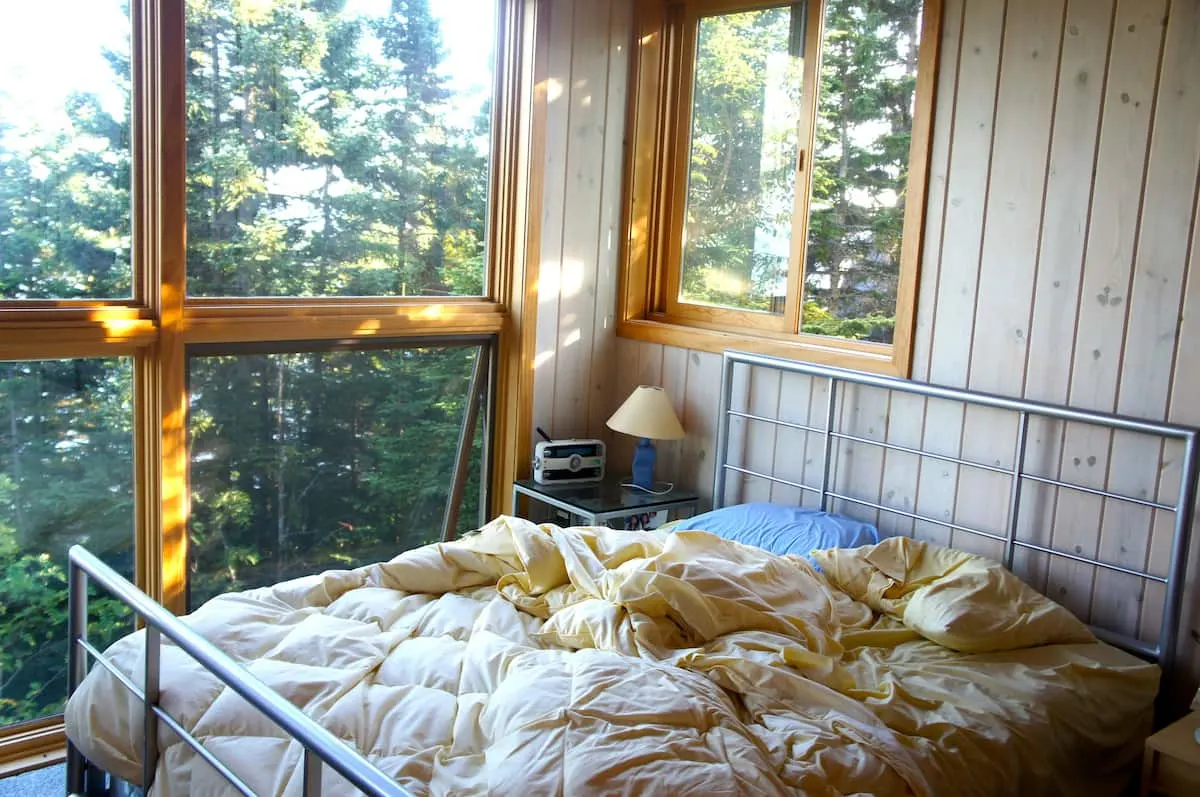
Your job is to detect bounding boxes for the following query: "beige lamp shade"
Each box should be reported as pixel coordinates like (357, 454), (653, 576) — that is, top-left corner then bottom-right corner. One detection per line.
(606, 386), (685, 441)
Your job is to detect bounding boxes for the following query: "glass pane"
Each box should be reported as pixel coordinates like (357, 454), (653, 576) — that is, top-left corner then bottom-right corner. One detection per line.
(0, 2), (132, 299)
(0, 359), (134, 727)
(186, 0), (496, 298)
(188, 344), (485, 608)
(680, 6), (804, 315)
(802, 0), (923, 343)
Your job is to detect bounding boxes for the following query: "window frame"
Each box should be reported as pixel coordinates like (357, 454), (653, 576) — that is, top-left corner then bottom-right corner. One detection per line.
(619, 0), (942, 376)
(0, 0), (543, 766)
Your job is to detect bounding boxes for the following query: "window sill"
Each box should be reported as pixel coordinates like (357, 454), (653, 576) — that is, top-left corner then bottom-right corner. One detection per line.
(0, 717), (66, 779)
(616, 317), (907, 377)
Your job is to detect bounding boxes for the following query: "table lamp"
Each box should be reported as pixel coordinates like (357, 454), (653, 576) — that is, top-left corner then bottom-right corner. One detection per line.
(606, 385), (686, 489)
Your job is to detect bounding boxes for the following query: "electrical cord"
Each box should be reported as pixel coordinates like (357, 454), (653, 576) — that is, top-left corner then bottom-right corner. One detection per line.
(619, 481), (675, 495)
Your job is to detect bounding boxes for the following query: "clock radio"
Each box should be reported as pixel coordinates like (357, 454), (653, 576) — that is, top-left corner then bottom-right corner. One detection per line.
(533, 439), (606, 484)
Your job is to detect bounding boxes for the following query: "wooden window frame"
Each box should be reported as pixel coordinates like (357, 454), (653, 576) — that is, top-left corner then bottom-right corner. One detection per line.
(0, 0), (545, 766)
(618, 0), (942, 376)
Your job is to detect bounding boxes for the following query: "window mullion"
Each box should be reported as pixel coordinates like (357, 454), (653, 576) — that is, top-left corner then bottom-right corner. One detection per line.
(153, 0), (189, 615)
(659, 4), (698, 320)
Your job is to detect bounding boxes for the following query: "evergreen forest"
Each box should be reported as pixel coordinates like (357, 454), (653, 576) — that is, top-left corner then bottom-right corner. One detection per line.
(682, 0), (922, 343)
(0, 0), (491, 726)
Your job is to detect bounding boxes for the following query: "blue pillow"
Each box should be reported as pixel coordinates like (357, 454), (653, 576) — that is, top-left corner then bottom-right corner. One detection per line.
(671, 503), (879, 562)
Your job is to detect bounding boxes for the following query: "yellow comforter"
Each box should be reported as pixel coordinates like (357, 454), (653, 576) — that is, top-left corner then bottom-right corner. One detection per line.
(65, 517), (1158, 796)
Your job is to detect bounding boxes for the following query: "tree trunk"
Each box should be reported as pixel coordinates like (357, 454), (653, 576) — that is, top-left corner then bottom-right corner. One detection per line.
(7, 384), (25, 540)
(832, 49), (853, 311)
(317, 163), (335, 294)
(275, 361), (287, 580)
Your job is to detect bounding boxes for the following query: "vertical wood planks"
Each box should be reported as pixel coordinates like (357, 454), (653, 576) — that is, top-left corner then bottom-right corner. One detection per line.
(1016, 0), (1114, 587)
(551, 0), (616, 441)
(726, 359), (752, 505)
(914, 0), (1006, 547)
(877, 391), (926, 537)
(585, 0), (634, 455)
(1110, 0), (1200, 643)
(1052, 0), (1167, 622)
(530, 0), (576, 446)
(1164, 0), (1200, 686)
(679, 349), (724, 508)
(607, 336), (643, 477)
(742, 366), (782, 504)
(835, 384), (889, 527)
(892, 0), (965, 539)
(658, 345), (689, 484)
(956, 0), (1065, 558)
(770, 372), (819, 507)
(801, 376), (833, 510)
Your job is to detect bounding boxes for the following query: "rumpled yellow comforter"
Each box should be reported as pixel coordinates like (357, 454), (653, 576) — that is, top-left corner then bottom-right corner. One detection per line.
(65, 517), (1158, 796)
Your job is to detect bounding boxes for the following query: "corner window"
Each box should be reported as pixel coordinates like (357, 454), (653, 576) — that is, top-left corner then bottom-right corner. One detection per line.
(622, 0), (940, 374)
(0, 0), (532, 757)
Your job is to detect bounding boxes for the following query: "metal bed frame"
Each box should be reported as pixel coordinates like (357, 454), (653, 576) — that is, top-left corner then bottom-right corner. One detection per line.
(714, 350), (1200, 676)
(59, 349), (1199, 796)
(65, 547), (412, 797)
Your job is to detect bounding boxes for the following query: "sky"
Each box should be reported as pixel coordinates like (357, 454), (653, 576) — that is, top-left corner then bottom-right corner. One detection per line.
(0, 0), (495, 147)
(0, 0), (129, 133)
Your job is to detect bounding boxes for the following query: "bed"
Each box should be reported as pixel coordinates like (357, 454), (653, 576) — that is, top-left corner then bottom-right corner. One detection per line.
(63, 351), (1200, 797)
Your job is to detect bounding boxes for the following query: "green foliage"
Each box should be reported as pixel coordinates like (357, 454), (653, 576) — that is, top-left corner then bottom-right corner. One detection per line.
(0, 0), (493, 727)
(0, 360), (134, 726)
(803, 0), (922, 337)
(800, 301), (895, 342)
(182, 0), (490, 298)
(681, 7), (799, 313)
(187, 345), (484, 608)
(679, 0), (923, 342)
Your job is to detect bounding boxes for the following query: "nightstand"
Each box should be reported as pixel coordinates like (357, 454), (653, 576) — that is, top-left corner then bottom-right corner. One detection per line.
(511, 476), (699, 528)
(1140, 712), (1200, 796)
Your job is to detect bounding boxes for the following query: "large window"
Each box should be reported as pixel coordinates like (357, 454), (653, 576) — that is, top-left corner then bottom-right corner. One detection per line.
(622, 0), (940, 375)
(188, 342), (488, 607)
(0, 0), (132, 300)
(0, 359), (133, 728)
(0, 0), (533, 764)
(185, 0), (496, 298)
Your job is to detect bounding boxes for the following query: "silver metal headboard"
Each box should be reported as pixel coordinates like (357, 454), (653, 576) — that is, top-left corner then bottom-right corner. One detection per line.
(714, 350), (1200, 677)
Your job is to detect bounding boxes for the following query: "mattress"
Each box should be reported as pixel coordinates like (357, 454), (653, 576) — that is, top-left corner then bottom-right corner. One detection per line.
(65, 516), (1158, 796)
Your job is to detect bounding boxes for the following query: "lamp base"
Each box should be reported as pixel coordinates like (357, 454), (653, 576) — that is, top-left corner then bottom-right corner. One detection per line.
(630, 438), (657, 489)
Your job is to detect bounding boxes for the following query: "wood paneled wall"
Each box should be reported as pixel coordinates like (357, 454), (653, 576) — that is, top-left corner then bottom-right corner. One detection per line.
(531, 0), (1200, 698)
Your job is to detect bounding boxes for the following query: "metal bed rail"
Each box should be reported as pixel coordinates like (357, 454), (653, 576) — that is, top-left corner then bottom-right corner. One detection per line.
(66, 545), (412, 797)
(713, 350), (1200, 677)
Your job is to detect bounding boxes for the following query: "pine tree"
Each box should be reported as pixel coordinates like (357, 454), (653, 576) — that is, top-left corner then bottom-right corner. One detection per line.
(803, 0), (922, 341)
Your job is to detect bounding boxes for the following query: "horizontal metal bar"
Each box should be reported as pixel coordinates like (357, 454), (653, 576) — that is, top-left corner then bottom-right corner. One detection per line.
(1019, 473), (1176, 512)
(78, 639), (144, 701)
(80, 638), (257, 795)
(1010, 540), (1166, 583)
(724, 350), (1200, 441)
(823, 494), (1168, 582)
(68, 546), (409, 797)
(726, 468), (1170, 584)
(153, 707), (256, 797)
(828, 431), (1013, 476)
(824, 491), (1010, 542)
(1090, 627), (1157, 661)
(722, 464), (820, 495)
(725, 409), (825, 436)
